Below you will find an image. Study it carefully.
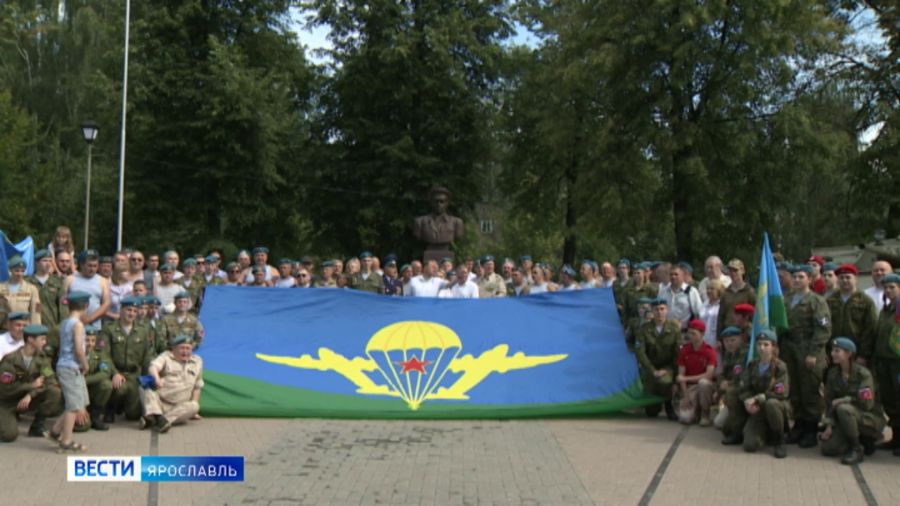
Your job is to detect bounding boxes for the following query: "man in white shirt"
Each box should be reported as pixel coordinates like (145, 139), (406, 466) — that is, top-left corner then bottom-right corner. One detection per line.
(698, 255), (732, 303)
(449, 265), (479, 298)
(864, 260), (893, 313)
(666, 265), (703, 329)
(0, 312), (28, 359)
(408, 260), (445, 297)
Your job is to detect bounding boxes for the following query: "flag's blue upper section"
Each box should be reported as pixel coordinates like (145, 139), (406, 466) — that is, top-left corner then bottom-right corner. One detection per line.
(0, 231), (34, 281)
(199, 287), (638, 407)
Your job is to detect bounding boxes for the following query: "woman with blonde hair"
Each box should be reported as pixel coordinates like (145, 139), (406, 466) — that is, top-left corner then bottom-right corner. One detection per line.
(48, 226), (76, 274)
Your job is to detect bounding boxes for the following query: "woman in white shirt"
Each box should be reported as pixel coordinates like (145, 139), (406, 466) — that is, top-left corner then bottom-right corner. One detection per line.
(699, 279), (724, 348)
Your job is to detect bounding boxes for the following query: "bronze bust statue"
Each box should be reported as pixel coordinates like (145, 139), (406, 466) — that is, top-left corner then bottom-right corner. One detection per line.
(413, 187), (464, 262)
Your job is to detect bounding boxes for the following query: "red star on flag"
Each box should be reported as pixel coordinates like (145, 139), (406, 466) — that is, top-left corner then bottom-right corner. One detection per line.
(398, 355), (432, 374)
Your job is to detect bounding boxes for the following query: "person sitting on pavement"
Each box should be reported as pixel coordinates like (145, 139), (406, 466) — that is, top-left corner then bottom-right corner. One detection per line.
(139, 334), (204, 433)
(675, 319), (718, 425)
(0, 324), (63, 442)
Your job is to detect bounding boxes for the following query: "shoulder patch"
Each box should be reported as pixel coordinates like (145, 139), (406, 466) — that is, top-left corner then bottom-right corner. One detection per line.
(773, 383), (785, 394)
(732, 364), (743, 376)
(858, 387), (873, 401)
(0, 372), (13, 384)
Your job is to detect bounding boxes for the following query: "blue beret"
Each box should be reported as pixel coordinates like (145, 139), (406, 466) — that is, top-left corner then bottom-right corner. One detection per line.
(617, 258), (631, 267)
(225, 261), (239, 271)
(832, 337), (856, 354)
(776, 261), (793, 271)
(84, 324), (100, 335)
(651, 297), (668, 306)
(23, 324), (48, 336)
(8, 311), (30, 321)
(757, 329), (778, 343)
(650, 261), (662, 269)
(561, 265), (576, 277)
(677, 261), (693, 273)
(174, 291), (190, 300)
(359, 251), (373, 259)
(792, 264), (814, 275)
(120, 296), (141, 307)
(252, 247), (269, 255)
(7, 255), (25, 269)
(822, 262), (838, 272)
(278, 258), (293, 266)
(321, 260), (334, 268)
(158, 263), (176, 272)
(882, 273), (900, 285)
(480, 255), (495, 264)
(99, 256), (113, 264)
(720, 326), (742, 338)
(636, 297), (653, 305)
(205, 255), (218, 263)
(251, 265), (265, 274)
(580, 258), (593, 266)
(519, 255), (532, 262)
(399, 263), (411, 272)
(67, 291), (91, 304)
(34, 249), (51, 261)
(182, 258), (197, 267)
(77, 249), (99, 263)
(144, 295), (161, 305)
(169, 334), (193, 347)
(384, 254), (398, 265)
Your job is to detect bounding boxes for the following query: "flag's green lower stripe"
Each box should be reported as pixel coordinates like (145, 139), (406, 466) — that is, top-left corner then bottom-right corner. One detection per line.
(200, 370), (661, 419)
(769, 294), (787, 330)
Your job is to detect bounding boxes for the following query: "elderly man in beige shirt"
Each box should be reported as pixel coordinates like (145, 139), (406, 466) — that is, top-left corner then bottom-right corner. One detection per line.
(139, 334), (203, 433)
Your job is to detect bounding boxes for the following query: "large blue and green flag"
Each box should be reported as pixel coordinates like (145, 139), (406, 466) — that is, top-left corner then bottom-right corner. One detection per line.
(747, 232), (789, 362)
(198, 287), (653, 419)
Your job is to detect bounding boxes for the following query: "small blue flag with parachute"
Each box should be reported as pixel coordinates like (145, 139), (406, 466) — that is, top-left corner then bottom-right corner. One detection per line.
(197, 286), (657, 419)
(746, 232), (789, 364)
(0, 231), (35, 281)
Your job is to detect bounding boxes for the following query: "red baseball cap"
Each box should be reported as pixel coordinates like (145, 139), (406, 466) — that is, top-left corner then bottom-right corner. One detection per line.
(733, 303), (755, 316)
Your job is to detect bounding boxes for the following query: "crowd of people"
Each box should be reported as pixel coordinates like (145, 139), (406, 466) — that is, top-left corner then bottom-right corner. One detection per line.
(0, 224), (898, 464)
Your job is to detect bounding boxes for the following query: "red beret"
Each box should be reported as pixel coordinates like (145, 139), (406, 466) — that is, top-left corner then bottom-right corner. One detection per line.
(733, 303), (755, 315)
(687, 319), (706, 332)
(834, 263), (858, 276)
(806, 255), (824, 266)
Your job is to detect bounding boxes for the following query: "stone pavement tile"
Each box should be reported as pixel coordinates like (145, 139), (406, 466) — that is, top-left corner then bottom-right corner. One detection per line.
(651, 424), (868, 506)
(859, 451), (900, 506)
(547, 416), (682, 506)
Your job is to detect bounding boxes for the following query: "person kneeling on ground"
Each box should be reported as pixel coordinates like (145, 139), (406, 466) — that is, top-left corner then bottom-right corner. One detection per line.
(819, 337), (884, 465)
(0, 324), (63, 442)
(737, 330), (790, 459)
(675, 319), (717, 425)
(635, 298), (682, 420)
(139, 334), (204, 433)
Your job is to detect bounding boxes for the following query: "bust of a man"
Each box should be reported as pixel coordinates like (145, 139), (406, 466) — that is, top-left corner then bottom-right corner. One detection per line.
(413, 187), (464, 262)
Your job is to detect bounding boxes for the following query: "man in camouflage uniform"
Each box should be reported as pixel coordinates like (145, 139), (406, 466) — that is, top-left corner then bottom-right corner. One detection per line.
(98, 296), (153, 422)
(827, 264), (877, 365)
(737, 330), (790, 458)
(873, 273), (900, 456)
(783, 264), (831, 448)
(178, 258), (204, 313)
(635, 298), (681, 420)
(0, 324), (63, 441)
(719, 326), (751, 444)
(158, 292), (205, 351)
(348, 252), (384, 294)
(625, 262), (659, 320)
(476, 255), (507, 298)
(83, 326), (112, 431)
(0, 256), (41, 330)
(26, 249), (67, 329)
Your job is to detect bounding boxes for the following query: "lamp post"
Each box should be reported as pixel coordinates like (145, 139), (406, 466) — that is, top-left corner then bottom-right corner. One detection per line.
(81, 121), (99, 249)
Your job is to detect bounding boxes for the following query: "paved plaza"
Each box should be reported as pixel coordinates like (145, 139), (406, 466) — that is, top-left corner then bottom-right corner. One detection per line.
(2, 414), (897, 506)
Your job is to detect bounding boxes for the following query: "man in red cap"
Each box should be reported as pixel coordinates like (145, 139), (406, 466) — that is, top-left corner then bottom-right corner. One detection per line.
(826, 263), (876, 365)
(676, 319), (718, 425)
(732, 303), (755, 343)
(807, 255), (826, 295)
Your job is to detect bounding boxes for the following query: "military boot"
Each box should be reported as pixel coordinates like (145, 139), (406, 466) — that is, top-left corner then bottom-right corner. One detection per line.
(644, 404), (662, 418)
(664, 400), (677, 421)
(773, 433), (787, 459)
(103, 406), (116, 424)
(90, 406), (109, 431)
(841, 439), (864, 465)
(785, 421), (804, 444)
(860, 435), (876, 456)
(28, 415), (47, 437)
(721, 433), (744, 445)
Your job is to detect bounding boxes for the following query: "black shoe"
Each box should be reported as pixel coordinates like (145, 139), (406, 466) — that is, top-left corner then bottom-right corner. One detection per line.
(28, 417), (47, 438)
(798, 430), (818, 449)
(90, 408), (109, 431)
(785, 423), (804, 444)
(861, 436), (876, 456)
(841, 443), (864, 465)
(139, 415), (156, 431)
(645, 404), (662, 418)
(155, 415), (171, 433)
(103, 406), (116, 424)
(893, 446), (900, 457)
(664, 401), (677, 421)
(774, 434), (787, 459)
(722, 433), (744, 445)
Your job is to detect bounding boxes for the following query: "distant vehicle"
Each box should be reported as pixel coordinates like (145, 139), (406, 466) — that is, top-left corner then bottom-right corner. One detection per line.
(812, 232), (900, 290)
